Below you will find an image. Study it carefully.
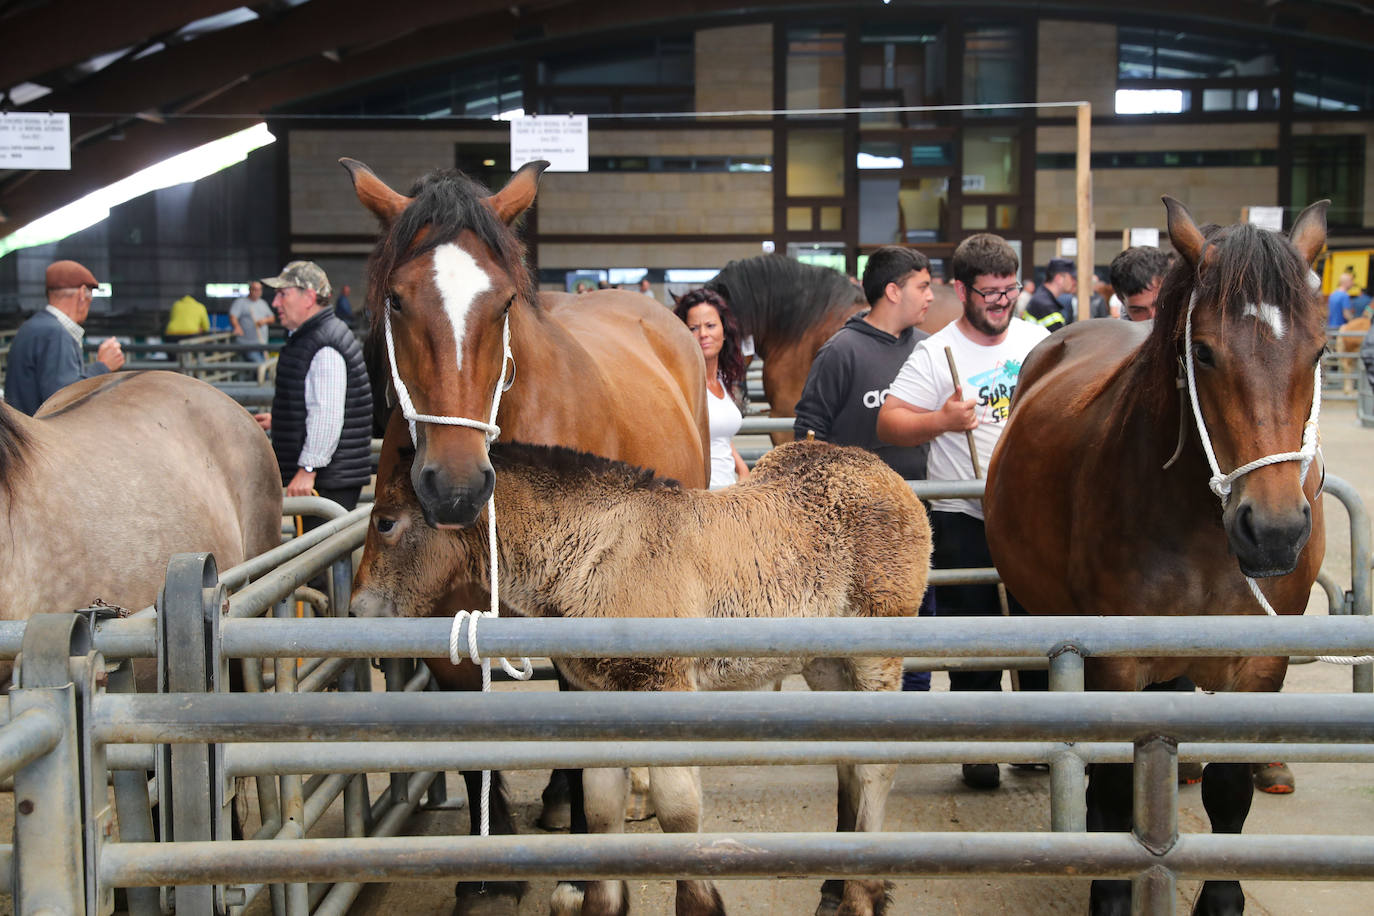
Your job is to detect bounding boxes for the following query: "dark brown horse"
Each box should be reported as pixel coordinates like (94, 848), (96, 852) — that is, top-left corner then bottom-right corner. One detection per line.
(704, 254), (961, 441)
(343, 158), (711, 915)
(984, 197), (1328, 915)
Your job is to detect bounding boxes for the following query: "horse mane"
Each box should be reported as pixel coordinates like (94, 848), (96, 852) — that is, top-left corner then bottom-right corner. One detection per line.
(490, 441), (682, 493)
(0, 407), (29, 501)
(704, 255), (863, 352)
(1130, 220), (1322, 418)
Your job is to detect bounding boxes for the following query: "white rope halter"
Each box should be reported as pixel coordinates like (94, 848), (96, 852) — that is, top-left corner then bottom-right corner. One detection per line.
(1180, 294), (1371, 666)
(383, 303), (533, 834)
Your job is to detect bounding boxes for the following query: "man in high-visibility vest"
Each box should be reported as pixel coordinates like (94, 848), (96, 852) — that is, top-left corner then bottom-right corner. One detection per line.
(1024, 257), (1077, 331)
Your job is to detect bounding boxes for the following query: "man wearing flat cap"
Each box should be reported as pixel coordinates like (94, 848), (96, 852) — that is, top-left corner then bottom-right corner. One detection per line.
(1024, 257), (1078, 332)
(3, 260), (125, 415)
(253, 261), (372, 516)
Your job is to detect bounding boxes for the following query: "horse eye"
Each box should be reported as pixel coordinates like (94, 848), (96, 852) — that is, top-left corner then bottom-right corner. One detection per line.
(1192, 343), (1215, 367)
(503, 295), (515, 315)
(387, 293), (402, 314)
(376, 518), (397, 535)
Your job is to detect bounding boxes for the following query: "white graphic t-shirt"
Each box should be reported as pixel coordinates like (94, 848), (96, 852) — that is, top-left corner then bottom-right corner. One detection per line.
(887, 318), (1049, 519)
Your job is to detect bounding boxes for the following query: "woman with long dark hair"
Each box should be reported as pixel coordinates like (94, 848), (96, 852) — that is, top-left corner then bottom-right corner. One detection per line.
(674, 288), (749, 488)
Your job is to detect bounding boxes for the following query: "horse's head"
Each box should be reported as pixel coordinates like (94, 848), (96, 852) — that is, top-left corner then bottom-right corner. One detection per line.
(1162, 195), (1328, 578)
(351, 444), (483, 620)
(342, 157), (548, 528)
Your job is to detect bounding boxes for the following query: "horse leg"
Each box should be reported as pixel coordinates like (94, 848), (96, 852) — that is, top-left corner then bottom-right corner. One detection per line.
(1085, 762), (1134, 916)
(805, 658), (898, 916)
(647, 766), (726, 916)
(554, 767), (630, 916)
(428, 657), (526, 916)
(1192, 763), (1251, 916)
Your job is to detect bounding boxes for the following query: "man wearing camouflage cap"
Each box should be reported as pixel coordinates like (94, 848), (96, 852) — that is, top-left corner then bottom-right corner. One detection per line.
(254, 261), (372, 517)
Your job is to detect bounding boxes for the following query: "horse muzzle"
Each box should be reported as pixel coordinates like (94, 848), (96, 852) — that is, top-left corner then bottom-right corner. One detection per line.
(1224, 498), (1311, 579)
(411, 459), (495, 529)
(350, 588), (397, 619)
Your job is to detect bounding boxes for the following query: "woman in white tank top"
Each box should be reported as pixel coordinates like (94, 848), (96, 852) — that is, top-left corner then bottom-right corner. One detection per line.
(674, 289), (749, 488)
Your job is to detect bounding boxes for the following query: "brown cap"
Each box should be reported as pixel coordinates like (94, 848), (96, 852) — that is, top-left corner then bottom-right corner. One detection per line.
(46, 259), (99, 290)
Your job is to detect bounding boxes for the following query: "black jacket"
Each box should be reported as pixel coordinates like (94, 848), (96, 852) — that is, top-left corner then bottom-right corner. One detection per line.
(270, 308), (373, 489)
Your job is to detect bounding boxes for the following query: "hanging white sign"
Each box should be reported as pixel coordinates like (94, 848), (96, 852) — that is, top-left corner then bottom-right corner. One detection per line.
(1129, 227), (1161, 248)
(0, 111), (70, 170)
(510, 116), (589, 172)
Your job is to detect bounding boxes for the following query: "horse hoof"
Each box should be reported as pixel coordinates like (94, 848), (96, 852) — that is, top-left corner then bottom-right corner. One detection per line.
(452, 881), (524, 916)
(550, 882), (586, 916)
(1251, 761), (1294, 794)
(1193, 880), (1245, 916)
(537, 798), (572, 831)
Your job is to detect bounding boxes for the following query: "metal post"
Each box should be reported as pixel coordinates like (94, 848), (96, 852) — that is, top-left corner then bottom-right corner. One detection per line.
(105, 661), (161, 916)
(159, 553), (221, 915)
(12, 614), (87, 916)
(381, 658), (412, 805)
(1049, 644), (1087, 832)
(1131, 735), (1179, 915)
(272, 597), (309, 916)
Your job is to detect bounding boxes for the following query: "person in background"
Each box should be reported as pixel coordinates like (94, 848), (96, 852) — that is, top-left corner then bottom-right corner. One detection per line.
(637, 277), (656, 301)
(1014, 279), (1035, 318)
(334, 284), (354, 325)
(3, 259), (124, 415)
(252, 261), (372, 516)
(165, 293), (210, 340)
(793, 244), (937, 693)
(1109, 247), (1171, 322)
(229, 280), (275, 364)
(674, 288), (749, 488)
(1024, 258), (1076, 331)
(876, 232), (1050, 791)
(1328, 271), (1355, 329)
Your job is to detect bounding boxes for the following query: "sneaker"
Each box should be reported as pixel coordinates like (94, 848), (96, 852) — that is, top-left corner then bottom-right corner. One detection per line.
(1252, 762), (1295, 794)
(1178, 761), (1204, 785)
(962, 763), (1000, 789)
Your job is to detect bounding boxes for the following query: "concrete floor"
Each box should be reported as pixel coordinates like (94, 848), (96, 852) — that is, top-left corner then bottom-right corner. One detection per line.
(2, 405), (1371, 916)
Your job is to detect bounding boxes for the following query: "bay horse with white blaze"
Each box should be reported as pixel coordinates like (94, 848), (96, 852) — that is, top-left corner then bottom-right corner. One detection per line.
(343, 157), (711, 914)
(354, 438), (931, 916)
(0, 371), (282, 686)
(984, 197), (1328, 915)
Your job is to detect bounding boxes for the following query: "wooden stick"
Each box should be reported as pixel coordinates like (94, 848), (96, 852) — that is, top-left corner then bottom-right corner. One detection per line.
(943, 346), (981, 479)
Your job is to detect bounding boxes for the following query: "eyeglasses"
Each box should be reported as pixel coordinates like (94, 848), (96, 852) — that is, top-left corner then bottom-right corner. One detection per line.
(968, 284), (1022, 304)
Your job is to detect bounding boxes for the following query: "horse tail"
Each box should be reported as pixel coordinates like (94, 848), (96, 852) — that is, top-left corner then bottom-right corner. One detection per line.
(706, 254), (863, 357)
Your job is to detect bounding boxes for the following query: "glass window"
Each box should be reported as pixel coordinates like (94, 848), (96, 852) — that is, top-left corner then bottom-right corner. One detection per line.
(1295, 54), (1374, 112)
(859, 176), (948, 245)
(963, 25), (1024, 113)
(1202, 87), (1279, 112)
(787, 207), (814, 231)
(1291, 135), (1364, 227)
(1115, 89), (1189, 115)
(1118, 27), (1277, 80)
(962, 127), (1020, 194)
(962, 205), (988, 231)
(859, 24), (946, 126)
(788, 243), (847, 271)
(787, 27), (846, 113)
(788, 131), (846, 196)
(819, 206), (844, 231)
(541, 36), (692, 86)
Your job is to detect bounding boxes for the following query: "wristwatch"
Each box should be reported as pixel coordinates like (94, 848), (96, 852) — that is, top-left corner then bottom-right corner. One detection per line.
(301, 465), (315, 473)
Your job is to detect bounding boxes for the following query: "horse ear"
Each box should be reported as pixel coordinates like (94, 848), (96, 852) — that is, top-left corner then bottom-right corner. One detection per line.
(1163, 196), (1206, 268)
(1288, 199), (1329, 267)
(487, 160), (550, 225)
(340, 158), (411, 224)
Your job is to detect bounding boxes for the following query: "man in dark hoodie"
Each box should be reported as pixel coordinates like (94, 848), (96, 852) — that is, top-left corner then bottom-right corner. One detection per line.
(793, 244), (935, 692)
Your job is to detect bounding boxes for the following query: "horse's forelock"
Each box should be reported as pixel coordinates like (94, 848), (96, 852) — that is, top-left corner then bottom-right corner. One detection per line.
(365, 168), (537, 342)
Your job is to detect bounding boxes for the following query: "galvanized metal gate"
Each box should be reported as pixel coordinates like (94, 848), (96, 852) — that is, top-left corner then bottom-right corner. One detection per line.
(1, 479), (1372, 916)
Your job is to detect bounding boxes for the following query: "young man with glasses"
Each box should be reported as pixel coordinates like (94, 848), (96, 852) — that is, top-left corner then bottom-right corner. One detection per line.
(876, 233), (1050, 791)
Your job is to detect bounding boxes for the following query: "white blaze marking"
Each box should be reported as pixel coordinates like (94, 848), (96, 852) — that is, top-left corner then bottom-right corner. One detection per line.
(1244, 302), (1286, 338)
(431, 243), (492, 373)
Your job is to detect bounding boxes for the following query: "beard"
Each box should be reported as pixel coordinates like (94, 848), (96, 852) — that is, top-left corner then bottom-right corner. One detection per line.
(965, 299), (1013, 337)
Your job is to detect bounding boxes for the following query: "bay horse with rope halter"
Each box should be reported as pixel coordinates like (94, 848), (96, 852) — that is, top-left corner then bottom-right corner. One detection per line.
(342, 157), (710, 915)
(353, 438), (931, 916)
(703, 254), (962, 442)
(984, 196), (1330, 916)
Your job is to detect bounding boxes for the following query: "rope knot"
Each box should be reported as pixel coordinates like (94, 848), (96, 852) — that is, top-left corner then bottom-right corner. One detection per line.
(1208, 474), (1232, 500)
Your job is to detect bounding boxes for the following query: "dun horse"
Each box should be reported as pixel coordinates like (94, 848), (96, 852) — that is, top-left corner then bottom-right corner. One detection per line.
(0, 371), (282, 685)
(354, 439), (932, 916)
(984, 197), (1328, 915)
(704, 254), (961, 442)
(343, 157), (711, 913)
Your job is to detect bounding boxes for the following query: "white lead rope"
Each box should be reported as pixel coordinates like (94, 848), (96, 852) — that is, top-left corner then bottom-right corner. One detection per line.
(383, 305), (533, 835)
(1181, 298), (1372, 666)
